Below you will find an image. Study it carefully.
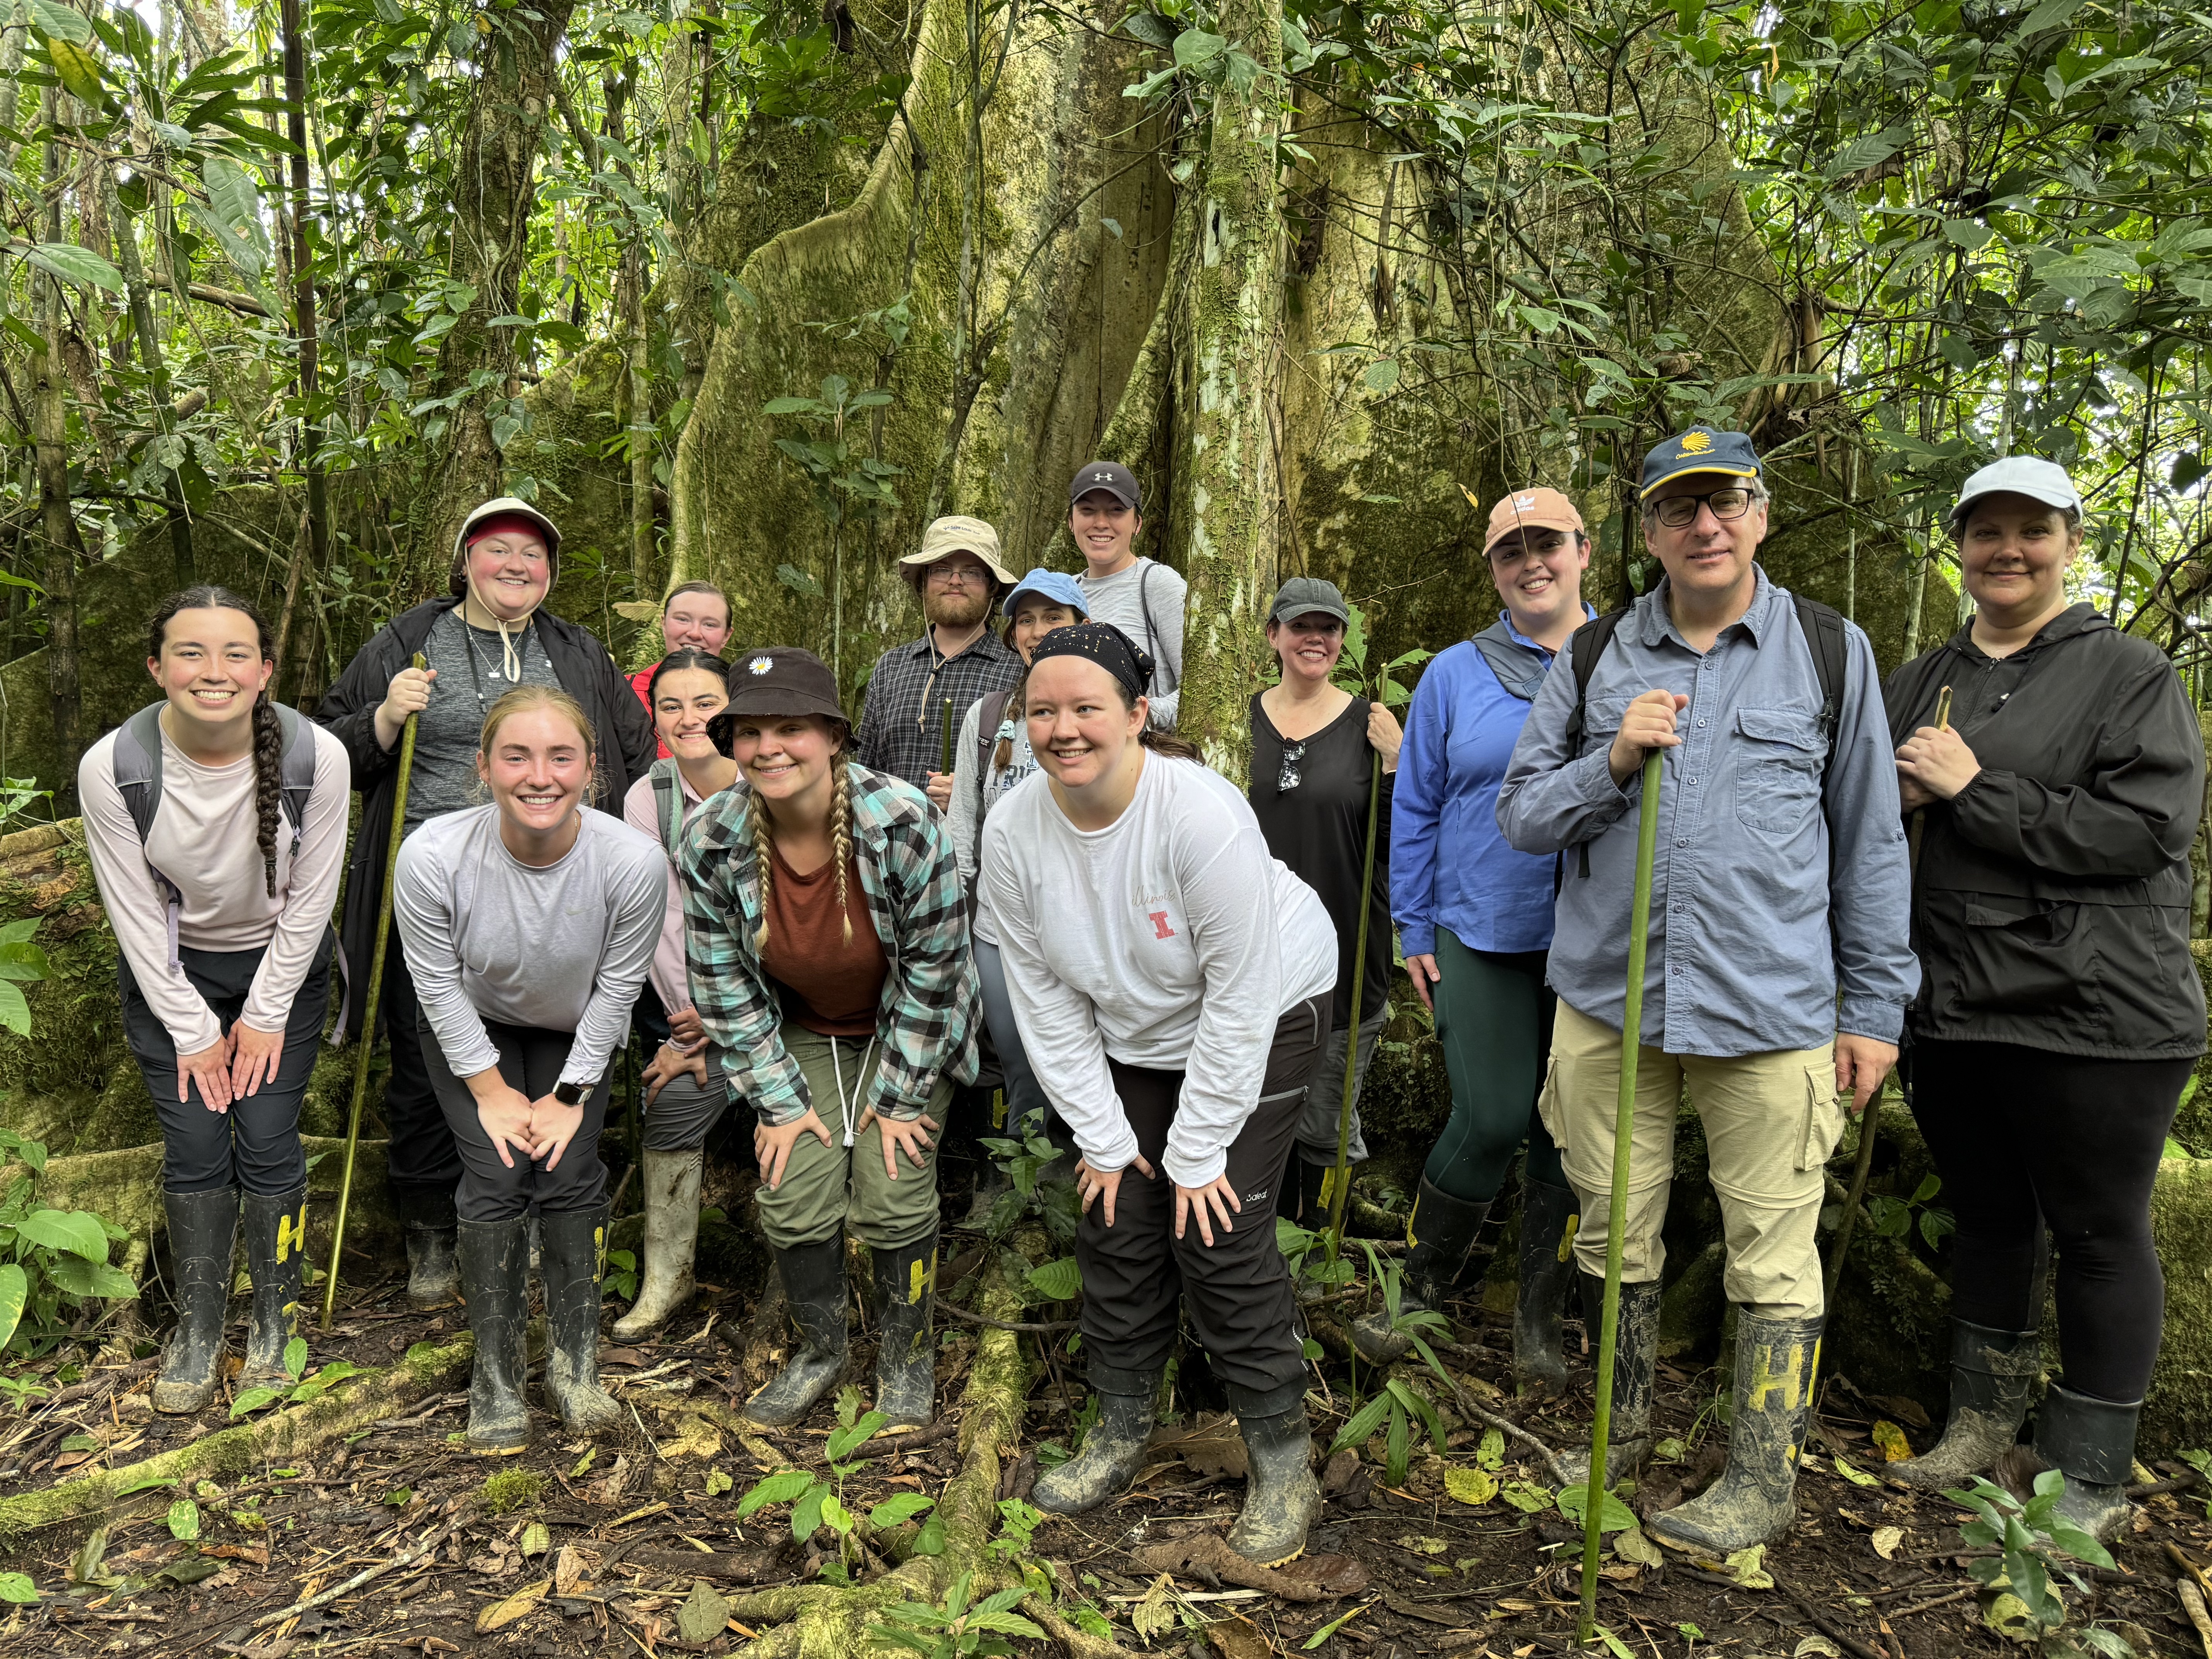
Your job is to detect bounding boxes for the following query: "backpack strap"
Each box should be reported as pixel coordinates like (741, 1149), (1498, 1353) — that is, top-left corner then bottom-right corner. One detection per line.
(649, 757), (685, 852)
(1561, 609), (1629, 880)
(1788, 591), (1850, 794)
(112, 704), (184, 969)
(271, 704), (316, 866)
(1470, 619), (1549, 702)
(975, 688), (1012, 777)
(1136, 561), (1175, 692)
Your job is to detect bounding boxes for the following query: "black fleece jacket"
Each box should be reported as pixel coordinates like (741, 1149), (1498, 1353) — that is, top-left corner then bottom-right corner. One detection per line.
(1884, 603), (2206, 1060)
(316, 598), (656, 1038)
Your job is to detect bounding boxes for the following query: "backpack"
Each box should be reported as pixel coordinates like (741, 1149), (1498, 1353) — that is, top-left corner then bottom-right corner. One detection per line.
(112, 698), (324, 968)
(1559, 588), (1849, 877)
(647, 757), (687, 853)
(1470, 618), (1551, 702)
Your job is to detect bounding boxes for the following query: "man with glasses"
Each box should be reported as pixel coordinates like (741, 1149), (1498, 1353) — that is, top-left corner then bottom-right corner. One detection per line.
(855, 517), (1022, 792)
(1497, 429), (1916, 1553)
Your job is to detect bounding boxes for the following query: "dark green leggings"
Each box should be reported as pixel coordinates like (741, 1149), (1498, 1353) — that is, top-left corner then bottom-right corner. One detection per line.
(1420, 932), (1566, 1204)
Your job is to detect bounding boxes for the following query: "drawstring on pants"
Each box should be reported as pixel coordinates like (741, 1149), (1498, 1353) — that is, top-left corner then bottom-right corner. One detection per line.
(828, 1034), (878, 1149)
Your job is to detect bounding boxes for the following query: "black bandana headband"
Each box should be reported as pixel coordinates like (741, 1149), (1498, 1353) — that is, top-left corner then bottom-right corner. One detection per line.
(1028, 621), (1155, 702)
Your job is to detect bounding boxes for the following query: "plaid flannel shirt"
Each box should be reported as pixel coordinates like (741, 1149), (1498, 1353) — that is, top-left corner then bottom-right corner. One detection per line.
(678, 763), (981, 1126)
(854, 629), (1022, 790)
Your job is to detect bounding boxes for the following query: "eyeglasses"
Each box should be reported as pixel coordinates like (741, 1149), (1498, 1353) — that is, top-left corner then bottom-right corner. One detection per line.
(1278, 741), (1307, 793)
(926, 562), (989, 587)
(1652, 489), (1756, 529)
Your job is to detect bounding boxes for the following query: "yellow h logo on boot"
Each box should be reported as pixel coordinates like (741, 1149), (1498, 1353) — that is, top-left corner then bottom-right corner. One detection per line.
(1747, 1338), (1807, 1413)
(909, 1247), (936, 1306)
(1558, 1211), (1580, 1264)
(276, 1201), (308, 1264)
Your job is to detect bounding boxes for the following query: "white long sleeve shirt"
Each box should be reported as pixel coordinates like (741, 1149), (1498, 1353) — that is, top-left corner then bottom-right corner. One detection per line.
(977, 754), (1336, 1187)
(622, 766), (709, 1018)
(79, 714), (350, 1055)
(393, 803), (665, 1087)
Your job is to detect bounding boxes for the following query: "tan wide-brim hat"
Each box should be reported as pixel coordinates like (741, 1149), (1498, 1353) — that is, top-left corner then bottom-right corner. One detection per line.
(448, 496), (563, 595)
(897, 515), (1017, 588)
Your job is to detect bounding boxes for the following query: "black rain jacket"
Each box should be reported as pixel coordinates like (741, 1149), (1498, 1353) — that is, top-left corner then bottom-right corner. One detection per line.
(1883, 602), (2206, 1060)
(316, 597), (657, 1039)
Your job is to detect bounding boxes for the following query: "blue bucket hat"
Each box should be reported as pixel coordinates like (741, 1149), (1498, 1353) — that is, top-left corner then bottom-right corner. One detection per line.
(1001, 568), (1090, 620)
(1639, 428), (1762, 500)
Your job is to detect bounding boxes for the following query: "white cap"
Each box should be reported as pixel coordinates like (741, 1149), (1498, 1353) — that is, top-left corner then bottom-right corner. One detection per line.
(1949, 456), (2081, 533)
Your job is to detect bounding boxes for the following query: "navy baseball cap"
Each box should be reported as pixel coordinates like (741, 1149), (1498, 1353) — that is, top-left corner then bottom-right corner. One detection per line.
(1639, 428), (1762, 500)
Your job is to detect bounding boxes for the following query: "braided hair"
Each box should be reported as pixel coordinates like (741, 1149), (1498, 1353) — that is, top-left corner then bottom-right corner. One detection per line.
(745, 721), (857, 951)
(146, 586), (283, 898)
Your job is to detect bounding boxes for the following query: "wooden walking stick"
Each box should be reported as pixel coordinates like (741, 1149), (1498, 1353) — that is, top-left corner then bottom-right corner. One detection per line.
(1827, 685), (1949, 1303)
(320, 652), (427, 1331)
(1323, 740), (1385, 1258)
(1578, 747), (1663, 1649)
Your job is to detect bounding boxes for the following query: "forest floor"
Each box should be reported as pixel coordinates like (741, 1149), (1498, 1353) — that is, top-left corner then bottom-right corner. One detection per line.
(0, 1220), (2207, 1659)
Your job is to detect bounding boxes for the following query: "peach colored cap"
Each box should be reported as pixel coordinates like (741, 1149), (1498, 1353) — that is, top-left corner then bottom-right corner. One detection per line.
(1483, 486), (1585, 554)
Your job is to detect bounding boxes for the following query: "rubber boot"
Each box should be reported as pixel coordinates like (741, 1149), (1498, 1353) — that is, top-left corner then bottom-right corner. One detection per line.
(1891, 1322), (2040, 1490)
(744, 1238), (850, 1427)
(393, 1181), (461, 1310)
(611, 1149), (703, 1343)
(1351, 1179), (1489, 1364)
(957, 1165), (1012, 1230)
(1650, 1308), (1823, 1553)
(2035, 1383), (2140, 1544)
(237, 1187), (309, 1386)
(1033, 1366), (1159, 1515)
(455, 1218), (531, 1454)
(1227, 1386), (1322, 1566)
(873, 1232), (938, 1428)
(1513, 1176), (1578, 1399)
(1556, 1275), (1664, 1485)
(539, 1205), (622, 1433)
(1295, 1158), (1329, 1227)
(153, 1187), (238, 1414)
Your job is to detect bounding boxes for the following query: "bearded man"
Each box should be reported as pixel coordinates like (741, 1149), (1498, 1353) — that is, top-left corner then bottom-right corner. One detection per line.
(853, 516), (1022, 793)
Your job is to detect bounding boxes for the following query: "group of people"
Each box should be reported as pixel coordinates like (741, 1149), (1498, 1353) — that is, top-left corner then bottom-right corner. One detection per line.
(83, 431), (2201, 1565)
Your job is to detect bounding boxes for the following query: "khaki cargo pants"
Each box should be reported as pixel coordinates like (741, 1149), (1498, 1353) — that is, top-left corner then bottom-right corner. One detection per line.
(1538, 1000), (1848, 1319)
(754, 1027), (953, 1252)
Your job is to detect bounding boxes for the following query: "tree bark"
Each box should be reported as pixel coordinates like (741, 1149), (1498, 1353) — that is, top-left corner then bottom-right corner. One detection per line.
(1172, 2), (1288, 786)
(99, 157), (195, 589)
(36, 86), (79, 769)
(275, 0), (326, 682)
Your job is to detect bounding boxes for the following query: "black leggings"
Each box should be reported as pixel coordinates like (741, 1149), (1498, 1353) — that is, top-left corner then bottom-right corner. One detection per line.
(421, 1018), (612, 1223)
(1908, 1037), (2190, 1403)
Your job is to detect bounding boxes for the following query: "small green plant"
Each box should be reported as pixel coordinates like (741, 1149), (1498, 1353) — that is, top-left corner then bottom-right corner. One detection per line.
(979, 1108), (1081, 1243)
(479, 1466), (547, 1515)
(604, 1247), (639, 1304)
(0, 1132), (139, 1357)
(228, 1338), (363, 1418)
(737, 1387), (937, 1578)
(876, 1569), (1045, 1659)
(988, 1497), (1044, 1561)
(1944, 1472), (2123, 1646)
(1865, 1171), (1956, 1250)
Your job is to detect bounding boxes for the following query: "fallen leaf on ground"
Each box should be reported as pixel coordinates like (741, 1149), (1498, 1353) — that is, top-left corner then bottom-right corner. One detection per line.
(1207, 1614), (1274, 1659)
(1870, 1526), (1904, 1560)
(553, 1545), (590, 1597)
(1149, 1414), (1249, 1478)
(1612, 1528), (1664, 1567)
(678, 1579), (732, 1646)
(1130, 1536), (1365, 1602)
(1725, 1545), (1774, 1590)
(1435, 1632), (1491, 1654)
(1445, 1467), (1499, 1506)
(474, 1577), (550, 1634)
(203, 1544), (269, 1568)
(1793, 1637), (1841, 1658)
(1831, 1453), (1880, 1488)
(519, 1522), (550, 1557)
(1870, 1421), (1913, 1462)
(1132, 1573), (1177, 1640)
(660, 1412), (724, 1462)
(1396, 1536), (1449, 1556)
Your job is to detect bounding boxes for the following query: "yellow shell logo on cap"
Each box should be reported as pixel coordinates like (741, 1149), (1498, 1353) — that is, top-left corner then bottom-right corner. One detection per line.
(748, 655), (774, 675)
(1680, 430), (1714, 455)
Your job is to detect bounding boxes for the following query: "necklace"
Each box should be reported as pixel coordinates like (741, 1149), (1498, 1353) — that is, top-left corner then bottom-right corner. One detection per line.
(456, 609), (535, 718)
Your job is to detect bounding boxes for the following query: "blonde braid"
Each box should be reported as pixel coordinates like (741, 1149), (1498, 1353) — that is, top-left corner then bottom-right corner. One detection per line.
(830, 756), (855, 947)
(749, 794), (777, 951)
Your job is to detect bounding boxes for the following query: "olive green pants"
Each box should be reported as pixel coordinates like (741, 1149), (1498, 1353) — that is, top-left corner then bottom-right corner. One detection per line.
(754, 1027), (952, 1252)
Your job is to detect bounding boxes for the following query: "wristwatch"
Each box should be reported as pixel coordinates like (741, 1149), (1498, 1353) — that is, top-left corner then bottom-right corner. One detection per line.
(552, 1078), (594, 1107)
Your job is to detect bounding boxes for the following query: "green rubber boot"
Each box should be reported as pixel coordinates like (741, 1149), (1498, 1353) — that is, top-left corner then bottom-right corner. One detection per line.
(153, 1187), (237, 1415)
(1226, 1387), (1322, 1566)
(1650, 1308), (1823, 1553)
(745, 1238), (850, 1428)
(238, 1187), (309, 1386)
(873, 1232), (938, 1429)
(1351, 1179), (1489, 1364)
(541, 1204), (622, 1434)
(1513, 1176), (1578, 1399)
(2035, 1383), (2139, 1544)
(1032, 1366), (1159, 1515)
(611, 1148), (702, 1343)
(1891, 1321), (2040, 1490)
(1556, 1275), (1663, 1485)
(455, 1218), (531, 1454)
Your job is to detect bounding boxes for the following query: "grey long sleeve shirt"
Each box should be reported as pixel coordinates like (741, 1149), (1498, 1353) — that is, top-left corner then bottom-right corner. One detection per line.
(394, 802), (667, 1087)
(1496, 568), (1917, 1055)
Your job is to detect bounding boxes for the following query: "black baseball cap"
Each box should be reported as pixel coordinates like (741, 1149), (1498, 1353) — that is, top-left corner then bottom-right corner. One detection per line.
(1069, 460), (1141, 512)
(723, 647), (847, 725)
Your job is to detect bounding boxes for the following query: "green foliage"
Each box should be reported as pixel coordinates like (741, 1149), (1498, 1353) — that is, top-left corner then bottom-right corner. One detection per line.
(228, 1340), (365, 1419)
(978, 1107), (1081, 1246)
(876, 1570), (1046, 1659)
(1944, 1472), (2114, 1635)
(479, 1467), (548, 1515)
(734, 1388), (903, 1574)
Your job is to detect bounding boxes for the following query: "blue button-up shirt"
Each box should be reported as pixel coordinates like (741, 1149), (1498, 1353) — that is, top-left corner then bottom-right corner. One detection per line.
(1392, 610), (1590, 958)
(1496, 569), (1916, 1055)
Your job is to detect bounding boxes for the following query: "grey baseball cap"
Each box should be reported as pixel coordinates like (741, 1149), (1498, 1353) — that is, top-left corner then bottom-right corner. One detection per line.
(1949, 456), (2081, 532)
(1268, 576), (1351, 628)
(1069, 460), (1141, 512)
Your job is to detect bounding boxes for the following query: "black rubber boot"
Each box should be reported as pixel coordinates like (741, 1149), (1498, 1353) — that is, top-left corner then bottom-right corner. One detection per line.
(238, 1187), (309, 1386)
(1294, 1158), (1329, 1227)
(1513, 1176), (1578, 1399)
(1032, 1366), (1159, 1515)
(455, 1218), (531, 1454)
(1892, 1321), (2040, 1490)
(2035, 1383), (2140, 1544)
(393, 1181), (461, 1310)
(1227, 1386), (1322, 1566)
(540, 1205), (621, 1434)
(153, 1187), (237, 1414)
(1557, 1275), (1663, 1485)
(1351, 1179), (1489, 1364)
(745, 1238), (850, 1427)
(873, 1233), (938, 1428)
(1650, 1308), (1823, 1553)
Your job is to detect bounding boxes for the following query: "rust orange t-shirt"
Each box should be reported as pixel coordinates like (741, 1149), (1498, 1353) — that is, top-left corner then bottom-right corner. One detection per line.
(757, 842), (887, 1037)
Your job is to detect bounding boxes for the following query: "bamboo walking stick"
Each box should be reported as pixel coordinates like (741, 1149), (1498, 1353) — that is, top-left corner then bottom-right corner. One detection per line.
(1578, 747), (1663, 1649)
(1324, 744), (1385, 1257)
(320, 652), (428, 1331)
(1826, 686), (1949, 1304)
